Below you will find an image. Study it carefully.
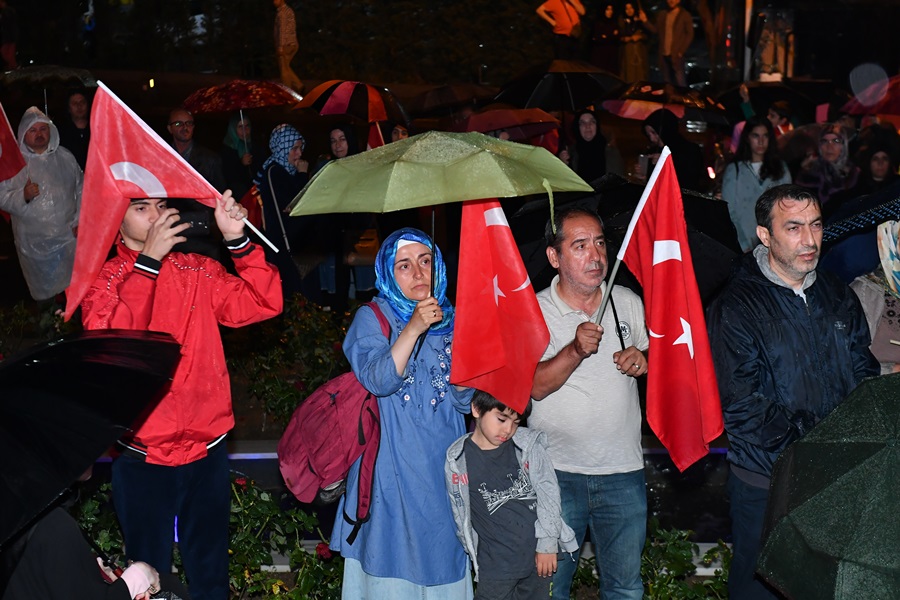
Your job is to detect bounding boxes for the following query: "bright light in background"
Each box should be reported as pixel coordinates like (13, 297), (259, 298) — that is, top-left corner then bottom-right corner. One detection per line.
(149, 78), (155, 88)
(707, 166), (716, 180)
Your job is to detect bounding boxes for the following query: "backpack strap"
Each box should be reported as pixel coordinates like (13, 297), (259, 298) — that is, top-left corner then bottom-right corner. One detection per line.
(343, 301), (389, 545)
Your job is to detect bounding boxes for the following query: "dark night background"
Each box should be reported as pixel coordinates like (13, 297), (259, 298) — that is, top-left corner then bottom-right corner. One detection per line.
(13, 0), (900, 91)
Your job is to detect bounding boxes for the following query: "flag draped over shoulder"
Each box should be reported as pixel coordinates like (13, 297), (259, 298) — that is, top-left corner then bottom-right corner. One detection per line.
(617, 147), (722, 471)
(0, 101), (25, 181)
(450, 199), (549, 414)
(64, 81), (221, 320)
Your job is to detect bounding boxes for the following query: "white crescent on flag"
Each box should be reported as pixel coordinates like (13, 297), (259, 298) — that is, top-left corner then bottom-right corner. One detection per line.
(110, 162), (168, 197)
(485, 205), (531, 304)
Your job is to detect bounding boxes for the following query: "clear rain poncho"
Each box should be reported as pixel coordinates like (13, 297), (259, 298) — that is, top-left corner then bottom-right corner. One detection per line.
(0, 107), (83, 300)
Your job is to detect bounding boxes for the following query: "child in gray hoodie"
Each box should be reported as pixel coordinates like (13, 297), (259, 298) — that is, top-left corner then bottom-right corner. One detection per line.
(445, 390), (578, 599)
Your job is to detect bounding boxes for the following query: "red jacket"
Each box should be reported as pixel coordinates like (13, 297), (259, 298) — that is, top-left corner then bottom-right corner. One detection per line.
(81, 238), (283, 466)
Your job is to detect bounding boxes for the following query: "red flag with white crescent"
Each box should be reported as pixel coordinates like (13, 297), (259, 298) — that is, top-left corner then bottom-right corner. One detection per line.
(450, 199), (549, 414)
(64, 81), (221, 319)
(617, 146), (723, 471)
(0, 101), (25, 182)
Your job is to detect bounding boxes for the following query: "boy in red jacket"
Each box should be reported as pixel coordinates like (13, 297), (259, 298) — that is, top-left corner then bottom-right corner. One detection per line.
(81, 191), (283, 600)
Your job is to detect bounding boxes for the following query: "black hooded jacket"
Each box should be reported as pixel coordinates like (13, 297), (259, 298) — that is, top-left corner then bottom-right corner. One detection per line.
(706, 250), (878, 479)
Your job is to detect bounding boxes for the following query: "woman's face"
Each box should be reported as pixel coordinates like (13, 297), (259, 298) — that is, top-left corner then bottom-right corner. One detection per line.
(870, 151), (891, 181)
(747, 125), (770, 162)
(236, 119), (251, 142)
(645, 125), (662, 147)
(578, 114), (598, 142)
(605, 5), (614, 18)
(288, 139), (303, 164)
(625, 3), (635, 17)
(330, 129), (349, 158)
(819, 133), (843, 164)
(393, 241), (432, 301)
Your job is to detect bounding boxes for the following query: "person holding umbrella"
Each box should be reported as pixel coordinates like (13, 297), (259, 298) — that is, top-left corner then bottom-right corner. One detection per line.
(707, 184), (877, 599)
(220, 114), (262, 202)
(331, 227), (474, 598)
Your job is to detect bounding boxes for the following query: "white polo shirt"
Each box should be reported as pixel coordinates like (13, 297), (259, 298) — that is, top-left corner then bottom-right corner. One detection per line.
(529, 277), (648, 475)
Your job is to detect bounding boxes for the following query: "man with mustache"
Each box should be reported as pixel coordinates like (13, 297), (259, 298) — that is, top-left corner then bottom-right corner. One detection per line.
(707, 184), (877, 599)
(529, 205), (649, 600)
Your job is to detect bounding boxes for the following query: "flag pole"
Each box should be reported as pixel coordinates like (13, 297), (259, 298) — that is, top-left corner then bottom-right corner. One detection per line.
(596, 145), (672, 326)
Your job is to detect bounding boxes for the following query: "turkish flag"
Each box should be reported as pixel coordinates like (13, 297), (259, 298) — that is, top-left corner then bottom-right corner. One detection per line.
(450, 199), (549, 414)
(617, 147), (722, 471)
(0, 101), (25, 182)
(64, 81), (221, 319)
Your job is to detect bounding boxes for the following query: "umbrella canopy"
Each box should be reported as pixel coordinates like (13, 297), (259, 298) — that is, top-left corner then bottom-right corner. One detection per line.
(602, 81), (729, 125)
(0, 64), (97, 89)
(458, 107), (559, 142)
(758, 373), (900, 599)
(716, 81), (817, 125)
(843, 74), (900, 116)
(182, 79), (303, 114)
(287, 130), (592, 216)
(0, 330), (181, 549)
(296, 79), (409, 125)
(408, 83), (498, 115)
(494, 60), (624, 112)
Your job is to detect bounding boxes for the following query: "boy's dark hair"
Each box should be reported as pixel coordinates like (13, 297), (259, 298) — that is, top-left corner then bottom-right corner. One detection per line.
(472, 389), (531, 420)
(768, 100), (791, 121)
(755, 184), (819, 230)
(544, 205), (604, 252)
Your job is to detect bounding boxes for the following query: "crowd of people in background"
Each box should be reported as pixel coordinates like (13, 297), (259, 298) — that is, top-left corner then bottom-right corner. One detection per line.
(1, 1), (900, 598)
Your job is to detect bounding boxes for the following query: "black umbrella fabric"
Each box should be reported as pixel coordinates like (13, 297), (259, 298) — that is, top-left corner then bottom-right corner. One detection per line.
(758, 373), (900, 599)
(494, 60), (624, 112)
(509, 175), (740, 303)
(0, 329), (181, 549)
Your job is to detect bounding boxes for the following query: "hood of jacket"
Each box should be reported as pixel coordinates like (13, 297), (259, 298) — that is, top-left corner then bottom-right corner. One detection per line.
(17, 106), (61, 155)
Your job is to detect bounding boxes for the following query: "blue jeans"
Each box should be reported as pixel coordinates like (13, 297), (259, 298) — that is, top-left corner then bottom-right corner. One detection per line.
(552, 469), (647, 600)
(727, 471), (782, 600)
(112, 442), (230, 600)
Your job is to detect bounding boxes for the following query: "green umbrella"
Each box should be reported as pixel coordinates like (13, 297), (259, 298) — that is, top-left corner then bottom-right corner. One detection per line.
(758, 373), (900, 599)
(286, 130), (592, 216)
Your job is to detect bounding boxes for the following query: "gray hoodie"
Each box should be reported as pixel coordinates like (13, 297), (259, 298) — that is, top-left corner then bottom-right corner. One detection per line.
(445, 426), (578, 582)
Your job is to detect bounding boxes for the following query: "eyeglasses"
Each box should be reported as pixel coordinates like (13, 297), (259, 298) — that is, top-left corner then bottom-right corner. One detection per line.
(820, 137), (843, 145)
(169, 120), (195, 128)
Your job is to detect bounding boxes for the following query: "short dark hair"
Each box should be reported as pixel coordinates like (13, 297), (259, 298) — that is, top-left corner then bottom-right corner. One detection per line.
(755, 184), (819, 230)
(544, 205), (603, 251)
(768, 101), (791, 120)
(472, 389), (531, 420)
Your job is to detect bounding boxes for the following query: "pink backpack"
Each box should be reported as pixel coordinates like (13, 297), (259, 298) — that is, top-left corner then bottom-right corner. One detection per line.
(277, 302), (390, 544)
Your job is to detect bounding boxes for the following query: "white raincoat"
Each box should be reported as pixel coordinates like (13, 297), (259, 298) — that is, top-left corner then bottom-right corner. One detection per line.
(0, 107), (83, 300)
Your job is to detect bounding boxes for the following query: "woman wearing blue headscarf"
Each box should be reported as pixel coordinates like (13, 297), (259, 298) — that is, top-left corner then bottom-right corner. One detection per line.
(333, 227), (474, 599)
(256, 123), (308, 297)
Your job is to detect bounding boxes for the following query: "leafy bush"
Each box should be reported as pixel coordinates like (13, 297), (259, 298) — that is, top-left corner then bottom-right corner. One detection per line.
(73, 473), (344, 600)
(228, 295), (351, 427)
(568, 517), (731, 599)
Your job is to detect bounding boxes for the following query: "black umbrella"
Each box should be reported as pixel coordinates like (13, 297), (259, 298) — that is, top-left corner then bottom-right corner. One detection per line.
(602, 81), (730, 126)
(494, 60), (624, 112)
(758, 373), (900, 599)
(407, 83), (498, 116)
(0, 329), (181, 549)
(0, 64), (98, 117)
(509, 175), (740, 303)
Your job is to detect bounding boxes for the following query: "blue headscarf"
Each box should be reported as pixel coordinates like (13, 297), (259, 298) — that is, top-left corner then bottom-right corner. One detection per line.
(375, 227), (454, 336)
(258, 123), (305, 179)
